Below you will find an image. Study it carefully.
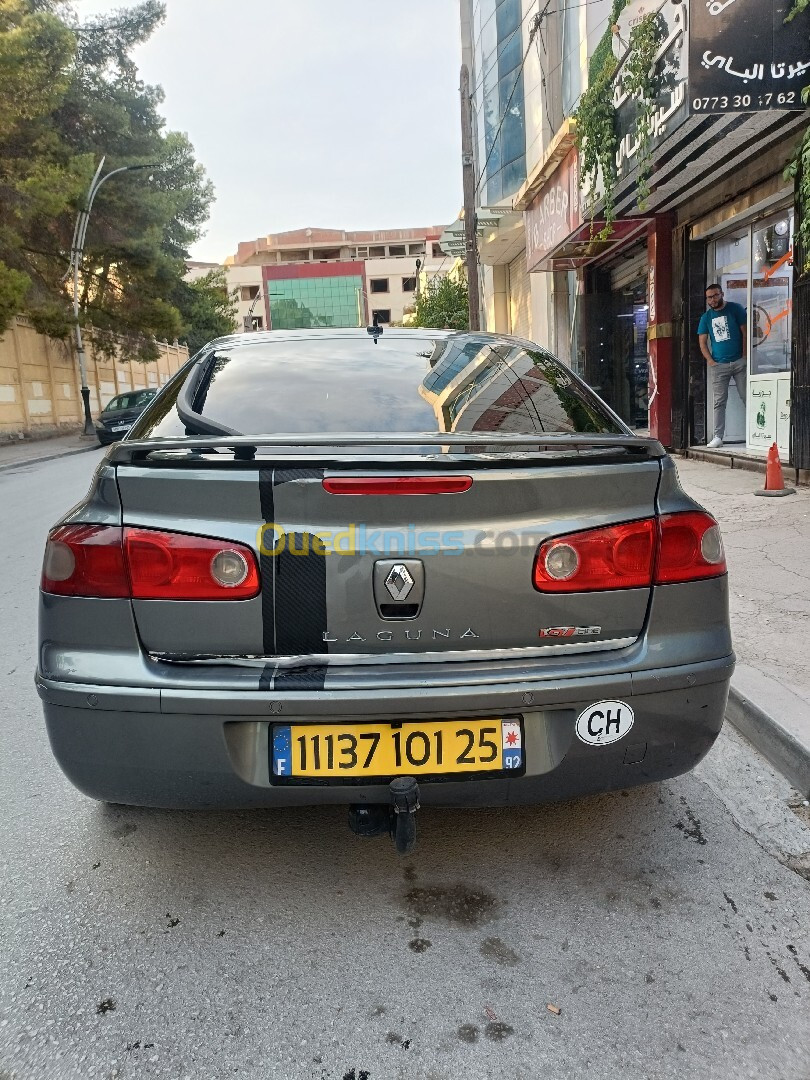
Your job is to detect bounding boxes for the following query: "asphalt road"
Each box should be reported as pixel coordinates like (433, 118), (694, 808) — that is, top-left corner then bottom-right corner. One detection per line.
(1, 450), (810, 1080)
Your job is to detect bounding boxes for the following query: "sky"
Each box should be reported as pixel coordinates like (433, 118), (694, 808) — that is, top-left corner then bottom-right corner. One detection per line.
(72, 0), (464, 263)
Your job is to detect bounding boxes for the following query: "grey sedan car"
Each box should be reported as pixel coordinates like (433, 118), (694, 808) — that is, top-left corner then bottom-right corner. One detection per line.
(94, 388), (157, 445)
(37, 329), (733, 851)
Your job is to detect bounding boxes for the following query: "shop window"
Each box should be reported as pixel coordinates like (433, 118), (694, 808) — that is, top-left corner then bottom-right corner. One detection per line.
(751, 213), (793, 374)
(372, 309), (391, 324)
(370, 279), (389, 294)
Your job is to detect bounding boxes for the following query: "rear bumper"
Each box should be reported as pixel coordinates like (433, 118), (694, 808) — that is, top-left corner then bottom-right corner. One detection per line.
(37, 655), (734, 808)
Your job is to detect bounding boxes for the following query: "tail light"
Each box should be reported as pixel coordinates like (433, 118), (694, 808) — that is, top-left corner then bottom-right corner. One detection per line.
(655, 511), (726, 584)
(42, 525), (260, 600)
(533, 519), (656, 592)
(42, 525), (128, 598)
(533, 512), (725, 593)
(124, 528), (260, 599)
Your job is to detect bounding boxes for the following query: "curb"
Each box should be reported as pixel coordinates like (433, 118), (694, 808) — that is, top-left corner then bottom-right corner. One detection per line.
(0, 443), (99, 473)
(726, 685), (810, 798)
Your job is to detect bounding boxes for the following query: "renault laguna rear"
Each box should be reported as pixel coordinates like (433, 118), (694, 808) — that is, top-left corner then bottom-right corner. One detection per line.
(37, 329), (733, 849)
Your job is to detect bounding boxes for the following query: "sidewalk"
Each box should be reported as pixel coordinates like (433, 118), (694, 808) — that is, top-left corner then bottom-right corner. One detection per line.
(0, 431), (99, 471)
(674, 455), (810, 796)
(0, 433), (807, 796)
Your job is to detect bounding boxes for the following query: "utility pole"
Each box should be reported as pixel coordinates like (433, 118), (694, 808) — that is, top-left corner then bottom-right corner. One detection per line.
(460, 63), (481, 331)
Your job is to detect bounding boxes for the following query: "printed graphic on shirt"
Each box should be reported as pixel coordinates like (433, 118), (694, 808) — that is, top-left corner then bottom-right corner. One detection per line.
(712, 315), (731, 342)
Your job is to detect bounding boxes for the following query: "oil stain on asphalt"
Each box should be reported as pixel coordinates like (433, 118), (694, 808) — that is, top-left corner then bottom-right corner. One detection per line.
(456, 1022), (515, 1043)
(479, 937), (520, 966)
(404, 884), (498, 928)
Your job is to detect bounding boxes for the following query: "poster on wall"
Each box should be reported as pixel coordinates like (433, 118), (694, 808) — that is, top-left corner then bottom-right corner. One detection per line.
(689, 0), (810, 114)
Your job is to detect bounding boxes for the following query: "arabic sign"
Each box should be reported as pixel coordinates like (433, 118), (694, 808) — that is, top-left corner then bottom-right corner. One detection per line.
(690, 0), (810, 113)
(614, 0), (689, 180)
(525, 150), (582, 273)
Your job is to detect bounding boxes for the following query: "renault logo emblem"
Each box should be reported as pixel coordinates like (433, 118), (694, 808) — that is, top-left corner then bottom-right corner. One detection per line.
(384, 564), (415, 601)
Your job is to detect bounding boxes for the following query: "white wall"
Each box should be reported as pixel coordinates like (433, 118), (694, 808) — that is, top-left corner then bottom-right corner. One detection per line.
(185, 263), (263, 333)
(364, 253), (446, 325)
(225, 265), (265, 332)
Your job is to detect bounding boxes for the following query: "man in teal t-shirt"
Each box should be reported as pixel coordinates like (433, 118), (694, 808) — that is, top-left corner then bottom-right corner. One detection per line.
(698, 284), (747, 448)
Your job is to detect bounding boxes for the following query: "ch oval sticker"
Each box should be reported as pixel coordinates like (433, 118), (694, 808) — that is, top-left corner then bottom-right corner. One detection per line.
(575, 700), (635, 746)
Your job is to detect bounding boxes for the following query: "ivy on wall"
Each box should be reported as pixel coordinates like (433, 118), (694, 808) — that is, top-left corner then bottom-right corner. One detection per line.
(785, 0), (810, 272)
(574, 0), (626, 239)
(622, 15), (665, 208)
(575, 0), (664, 237)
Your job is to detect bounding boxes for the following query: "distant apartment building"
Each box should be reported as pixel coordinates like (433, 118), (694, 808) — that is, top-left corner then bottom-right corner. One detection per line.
(225, 227), (447, 330)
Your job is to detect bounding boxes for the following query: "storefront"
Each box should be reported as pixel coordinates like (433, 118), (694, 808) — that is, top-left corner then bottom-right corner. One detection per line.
(519, 134), (652, 430)
(702, 205), (794, 454)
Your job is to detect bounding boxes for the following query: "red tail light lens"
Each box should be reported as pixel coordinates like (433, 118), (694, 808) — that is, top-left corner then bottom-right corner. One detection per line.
(532, 512), (726, 593)
(42, 526), (260, 600)
(42, 525), (128, 597)
(125, 528), (260, 599)
(656, 511), (726, 584)
(323, 476), (472, 495)
(533, 519), (656, 592)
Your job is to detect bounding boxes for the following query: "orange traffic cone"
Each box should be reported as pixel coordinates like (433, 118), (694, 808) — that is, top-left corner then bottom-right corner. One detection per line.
(754, 442), (796, 497)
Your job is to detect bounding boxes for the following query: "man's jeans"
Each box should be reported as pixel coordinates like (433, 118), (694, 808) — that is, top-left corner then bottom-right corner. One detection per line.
(711, 358), (747, 440)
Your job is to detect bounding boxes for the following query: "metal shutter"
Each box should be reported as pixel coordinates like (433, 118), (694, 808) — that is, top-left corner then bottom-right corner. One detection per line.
(508, 251), (532, 339)
(610, 245), (648, 292)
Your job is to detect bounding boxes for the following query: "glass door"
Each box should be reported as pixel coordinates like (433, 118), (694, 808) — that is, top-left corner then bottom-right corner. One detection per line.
(708, 225), (749, 444)
(750, 210), (793, 453)
(707, 207), (794, 453)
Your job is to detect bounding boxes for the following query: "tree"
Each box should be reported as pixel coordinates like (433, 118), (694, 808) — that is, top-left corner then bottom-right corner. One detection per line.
(172, 269), (237, 355)
(409, 273), (470, 331)
(0, 0), (215, 357)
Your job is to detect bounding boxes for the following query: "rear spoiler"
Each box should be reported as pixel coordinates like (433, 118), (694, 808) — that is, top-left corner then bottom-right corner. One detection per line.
(108, 432), (666, 466)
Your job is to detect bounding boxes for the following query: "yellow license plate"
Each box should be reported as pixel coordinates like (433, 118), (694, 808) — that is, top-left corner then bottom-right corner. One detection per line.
(271, 719), (524, 779)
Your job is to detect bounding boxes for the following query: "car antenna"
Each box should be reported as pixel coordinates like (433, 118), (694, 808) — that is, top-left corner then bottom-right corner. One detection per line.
(367, 312), (383, 344)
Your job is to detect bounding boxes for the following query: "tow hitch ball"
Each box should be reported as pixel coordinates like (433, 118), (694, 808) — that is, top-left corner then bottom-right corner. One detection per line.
(348, 777), (420, 855)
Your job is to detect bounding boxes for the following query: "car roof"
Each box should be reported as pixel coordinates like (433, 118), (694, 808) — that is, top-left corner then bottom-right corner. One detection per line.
(203, 327), (540, 350)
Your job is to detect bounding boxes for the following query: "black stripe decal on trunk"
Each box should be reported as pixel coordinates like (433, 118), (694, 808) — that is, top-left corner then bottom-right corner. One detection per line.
(274, 666), (328, 691)
(273, 468), (328, 691)
(258, 468), (276, 656)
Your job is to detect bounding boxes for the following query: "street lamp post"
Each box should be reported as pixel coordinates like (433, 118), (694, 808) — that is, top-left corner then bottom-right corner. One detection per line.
(66, 157), (156, 434)
(244, 288), (264, 333)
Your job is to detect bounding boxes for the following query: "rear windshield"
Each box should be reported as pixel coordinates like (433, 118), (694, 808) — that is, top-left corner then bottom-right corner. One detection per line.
(131, 333), (625, 439)
(105, 389), (155, 412)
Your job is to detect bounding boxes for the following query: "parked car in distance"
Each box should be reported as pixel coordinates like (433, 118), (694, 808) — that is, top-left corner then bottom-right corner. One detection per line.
(39, 328), (733, 854)
(95, 388), (158, 445)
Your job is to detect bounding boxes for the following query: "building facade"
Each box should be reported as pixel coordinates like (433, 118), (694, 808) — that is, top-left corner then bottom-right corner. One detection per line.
(449, 0), (810, 465)
(226, 227), (447, 331)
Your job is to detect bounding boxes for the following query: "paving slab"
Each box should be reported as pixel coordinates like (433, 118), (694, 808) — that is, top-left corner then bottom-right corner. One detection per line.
(674, 455), (810, 796)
